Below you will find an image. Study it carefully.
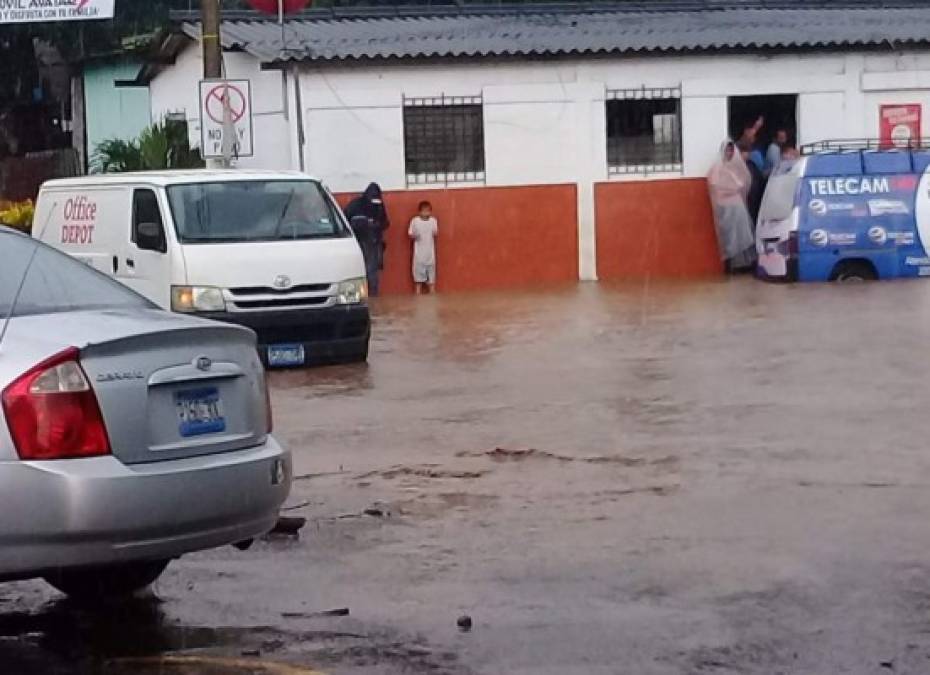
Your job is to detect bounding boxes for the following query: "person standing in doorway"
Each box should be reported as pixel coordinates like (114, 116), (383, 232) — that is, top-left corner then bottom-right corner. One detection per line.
(708, 140), (756, 273)
(766, 127), (789, 177)
(743, 146), (766, 227)
(736, 120), (766, 233)
(408, 200), (438, 294)
(737, 115), (764, 156)
(345, 183), (390, 295)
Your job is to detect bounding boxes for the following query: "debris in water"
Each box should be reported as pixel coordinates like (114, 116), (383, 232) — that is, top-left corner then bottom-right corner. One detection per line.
(241, 648), (261, 657)
(364, 506), (388, 517)
(281, 500), (312, 511)
(282, 607), (350, 618)
(456, 447), (655, 467)
(356, 465), (490, 480)
(457, 615), (473, 632)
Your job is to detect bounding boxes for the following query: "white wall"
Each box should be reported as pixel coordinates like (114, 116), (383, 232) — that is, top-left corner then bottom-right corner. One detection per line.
(147, 44), (930, 279)
(149, 45), (289, 170)
(149, 46), (930, 185)
(295, 50), (924, 189)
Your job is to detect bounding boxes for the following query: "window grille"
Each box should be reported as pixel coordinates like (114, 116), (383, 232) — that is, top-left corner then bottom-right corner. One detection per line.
(403, 94), (486, 186)
(606, 86), (683, 176)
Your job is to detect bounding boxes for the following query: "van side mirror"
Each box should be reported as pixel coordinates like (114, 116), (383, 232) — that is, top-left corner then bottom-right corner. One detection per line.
(136, 222), (166, 253)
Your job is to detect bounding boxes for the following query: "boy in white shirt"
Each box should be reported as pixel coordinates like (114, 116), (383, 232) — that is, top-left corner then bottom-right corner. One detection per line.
(408, 200), (438, 294)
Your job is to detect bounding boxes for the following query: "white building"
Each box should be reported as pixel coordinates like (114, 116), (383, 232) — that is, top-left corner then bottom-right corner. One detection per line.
(137, 1), (930, 293)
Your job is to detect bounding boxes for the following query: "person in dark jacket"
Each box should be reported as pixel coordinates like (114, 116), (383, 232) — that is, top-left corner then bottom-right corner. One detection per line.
(744, 149), (766, 227)
(344, 183), (390, 296)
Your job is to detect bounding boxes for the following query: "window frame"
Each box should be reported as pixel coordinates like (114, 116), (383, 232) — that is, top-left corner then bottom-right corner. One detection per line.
(605, 85), (683, 177)
(131, 187), (168, 253)
(402, 93), (486, 187)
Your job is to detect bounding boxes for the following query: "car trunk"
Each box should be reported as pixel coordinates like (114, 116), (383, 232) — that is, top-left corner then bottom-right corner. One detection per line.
(77, 317), (268, 465)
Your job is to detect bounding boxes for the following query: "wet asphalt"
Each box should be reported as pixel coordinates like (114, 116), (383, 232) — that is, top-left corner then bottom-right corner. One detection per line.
(6, 278), (930, 673)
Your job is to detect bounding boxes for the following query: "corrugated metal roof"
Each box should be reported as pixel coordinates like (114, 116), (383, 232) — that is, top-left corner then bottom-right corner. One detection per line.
(170, 2), (930, 64)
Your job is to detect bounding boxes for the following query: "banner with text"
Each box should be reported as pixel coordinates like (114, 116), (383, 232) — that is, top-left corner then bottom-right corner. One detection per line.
(0, 0), (115, 24)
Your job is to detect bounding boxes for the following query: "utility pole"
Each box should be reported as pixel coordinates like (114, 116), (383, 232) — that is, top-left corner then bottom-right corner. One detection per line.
(200, 0), (222, 79)
(201, 0), (227, 167)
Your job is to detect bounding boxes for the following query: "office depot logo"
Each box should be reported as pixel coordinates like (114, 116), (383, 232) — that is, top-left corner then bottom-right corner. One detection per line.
(60, 195), (97, 245)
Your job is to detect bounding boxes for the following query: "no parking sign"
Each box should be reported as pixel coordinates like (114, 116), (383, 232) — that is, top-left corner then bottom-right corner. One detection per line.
(199, 79), (254, 159)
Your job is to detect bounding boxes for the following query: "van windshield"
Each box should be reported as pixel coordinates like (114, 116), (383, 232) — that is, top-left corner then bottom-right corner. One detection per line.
(758, 165), (801, 223)
(167, 180), (349, 243)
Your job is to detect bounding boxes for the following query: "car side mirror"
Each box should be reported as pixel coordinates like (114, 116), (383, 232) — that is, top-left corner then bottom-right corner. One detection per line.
(136, 222), (166, 253)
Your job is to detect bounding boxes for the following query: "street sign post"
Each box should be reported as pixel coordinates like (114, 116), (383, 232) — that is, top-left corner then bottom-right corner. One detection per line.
(198, 79), (254, 160)
(0, 0), (115, 24)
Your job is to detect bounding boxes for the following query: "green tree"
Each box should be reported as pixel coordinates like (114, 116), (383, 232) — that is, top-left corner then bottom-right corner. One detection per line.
(92, 119), (204, 173)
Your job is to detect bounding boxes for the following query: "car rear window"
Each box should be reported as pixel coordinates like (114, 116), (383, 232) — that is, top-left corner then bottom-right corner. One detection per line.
(0, 230), (151, 318)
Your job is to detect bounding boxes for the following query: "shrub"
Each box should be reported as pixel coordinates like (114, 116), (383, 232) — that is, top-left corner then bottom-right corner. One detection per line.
(0, 199), (35, 234)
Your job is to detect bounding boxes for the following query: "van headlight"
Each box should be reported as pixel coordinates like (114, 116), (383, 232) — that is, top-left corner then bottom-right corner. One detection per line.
(171, 286), (226, 312)
(336, 278), (368, 305)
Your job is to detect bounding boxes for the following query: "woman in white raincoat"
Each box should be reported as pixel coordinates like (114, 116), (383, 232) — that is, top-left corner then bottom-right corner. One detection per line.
(708, 140), (756, 271)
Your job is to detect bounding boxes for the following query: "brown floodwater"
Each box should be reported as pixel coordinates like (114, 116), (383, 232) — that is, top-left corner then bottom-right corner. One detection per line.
(8, 277), (930, 674)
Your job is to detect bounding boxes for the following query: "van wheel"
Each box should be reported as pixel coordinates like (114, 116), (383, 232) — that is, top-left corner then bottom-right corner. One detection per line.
(44, 559), (170, 602)
(830, 260), (878, 283)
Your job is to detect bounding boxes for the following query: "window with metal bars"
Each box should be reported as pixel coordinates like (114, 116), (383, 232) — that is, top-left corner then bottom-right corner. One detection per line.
(403, 94), (486, 186)
(606, 87), (682, 176)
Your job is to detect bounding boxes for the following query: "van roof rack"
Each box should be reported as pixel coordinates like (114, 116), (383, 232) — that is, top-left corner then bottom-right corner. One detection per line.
(801, 138), (930, 154)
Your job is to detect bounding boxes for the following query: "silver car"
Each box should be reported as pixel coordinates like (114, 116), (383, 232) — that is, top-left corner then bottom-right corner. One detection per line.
(0, 227), (291, 599)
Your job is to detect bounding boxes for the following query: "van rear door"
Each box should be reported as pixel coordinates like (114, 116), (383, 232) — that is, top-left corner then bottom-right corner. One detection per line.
(757, 159), (803, 279)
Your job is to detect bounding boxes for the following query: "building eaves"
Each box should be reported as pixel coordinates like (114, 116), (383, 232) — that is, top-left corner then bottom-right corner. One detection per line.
(167, 2), (930, 65)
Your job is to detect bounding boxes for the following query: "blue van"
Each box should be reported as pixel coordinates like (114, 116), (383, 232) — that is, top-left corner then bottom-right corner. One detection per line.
(756, 147), (930, 282)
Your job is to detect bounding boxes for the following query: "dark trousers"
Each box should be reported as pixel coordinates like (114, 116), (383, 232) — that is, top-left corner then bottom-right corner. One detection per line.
(362, 241), (381, 296)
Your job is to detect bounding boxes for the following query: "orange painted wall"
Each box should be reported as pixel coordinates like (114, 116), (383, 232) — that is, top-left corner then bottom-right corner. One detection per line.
(595, 179), (722, 280)
(336, 184), (578, 294)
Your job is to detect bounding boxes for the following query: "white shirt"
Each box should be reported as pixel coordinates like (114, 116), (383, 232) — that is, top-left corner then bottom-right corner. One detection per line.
(408, 216), (438, 266)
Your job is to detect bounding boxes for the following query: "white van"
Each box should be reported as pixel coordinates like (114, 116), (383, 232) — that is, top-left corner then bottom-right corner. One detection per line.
(34, 170), (370, 367)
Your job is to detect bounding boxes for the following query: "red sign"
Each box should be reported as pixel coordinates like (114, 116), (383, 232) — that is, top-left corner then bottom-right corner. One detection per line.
(204, 83), (247, 125)
(880, 104), (922, 148)
(247, 0), (310, 14)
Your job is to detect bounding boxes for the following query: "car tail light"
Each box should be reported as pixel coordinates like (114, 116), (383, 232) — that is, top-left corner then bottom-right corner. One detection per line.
(1, 347), (111, 460)
(263, 376), (274, 434)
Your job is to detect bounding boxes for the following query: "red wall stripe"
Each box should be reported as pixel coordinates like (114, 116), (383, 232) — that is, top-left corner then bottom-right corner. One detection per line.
(336, 184), (579, 294)
(595, 179), (722, 280)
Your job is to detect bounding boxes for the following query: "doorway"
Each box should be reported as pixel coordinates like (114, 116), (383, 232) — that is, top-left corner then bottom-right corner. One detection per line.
(728, 94), (798, 150)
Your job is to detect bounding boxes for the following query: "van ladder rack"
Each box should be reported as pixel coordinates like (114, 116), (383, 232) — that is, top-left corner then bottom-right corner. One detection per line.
(801, 138), (930, 154)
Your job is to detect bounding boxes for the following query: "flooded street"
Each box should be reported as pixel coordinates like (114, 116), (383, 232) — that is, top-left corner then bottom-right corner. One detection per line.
(7, 278), (930, 674)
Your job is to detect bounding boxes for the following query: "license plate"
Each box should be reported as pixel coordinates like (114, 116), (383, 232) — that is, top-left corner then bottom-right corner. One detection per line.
(267, 343), (305, 367)
(175, 386), (226, 437)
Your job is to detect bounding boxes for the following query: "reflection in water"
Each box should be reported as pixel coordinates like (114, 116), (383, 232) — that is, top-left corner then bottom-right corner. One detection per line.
(377, 285), (582, 365)
(269, 362), (374, 398)
(0, 597), (272, 674)
(271, 277), (930, 473)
